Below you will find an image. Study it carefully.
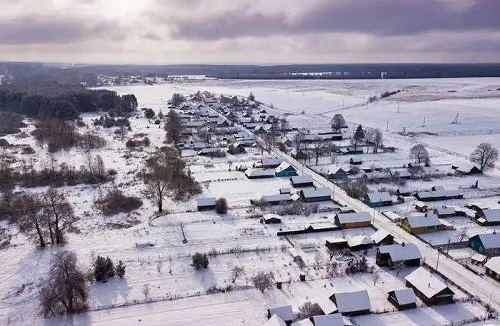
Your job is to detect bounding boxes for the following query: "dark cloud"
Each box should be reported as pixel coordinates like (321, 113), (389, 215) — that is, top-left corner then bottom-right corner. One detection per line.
(0, 15), (122, 45)
(143, 32), (163, 41)
(168, 0), (500, 40)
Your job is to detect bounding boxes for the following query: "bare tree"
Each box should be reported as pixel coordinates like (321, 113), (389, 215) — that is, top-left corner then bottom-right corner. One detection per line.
(142, 283), (150, 300)
(231, 266), (245, 283)
(331, 114), (346, 132)
(470, 143), (498, 172)
(15, 193), (46, 247)
(251, 271), (274, 293)
(366, 128), (383, 153)
(43, 188), (76, 245)
(313, 252), (324, 270)
(39, 251), (88, 317)
(142, 148), (177, 212)
(409, 144), (429, 165)
(313, 139), (323, 165)
(165, 110), (183, 146)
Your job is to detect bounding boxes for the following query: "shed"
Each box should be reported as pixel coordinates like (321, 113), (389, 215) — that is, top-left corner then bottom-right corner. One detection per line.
(268, 305), (294, 324)
(261, 156), (283, 168)
(401, 214), (443, 234)
(325, 237), (349, 251)
(376, 243), (421, 267)
(245, 168), (275, 179)
(405, 267), (454, 305)
(469, 233), (500, 256)
(485, 257), (500, 281)
(433, 206), (456, 218)
(290, 176), (314, 188)
(275, 162), (298, 177)
(300, 188), (331, 203)
(366, 192), (392, 207)
(387, 288), (417, 310)
(196, 197), (216, 211)
(334, 212), (372, 229)
(370, 229), (394, 246)
(262, 214), (282, 224)
(329, 290), (371, 316)
(347, 235), (373, 251)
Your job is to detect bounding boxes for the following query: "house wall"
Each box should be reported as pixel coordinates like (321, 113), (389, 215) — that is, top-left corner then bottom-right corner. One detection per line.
(340, 221), (372, 229)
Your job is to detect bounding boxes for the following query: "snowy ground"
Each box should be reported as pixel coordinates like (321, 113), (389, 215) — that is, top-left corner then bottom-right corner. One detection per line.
(1, 78), (500, 325)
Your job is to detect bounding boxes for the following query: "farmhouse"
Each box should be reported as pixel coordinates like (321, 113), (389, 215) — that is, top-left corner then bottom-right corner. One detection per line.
(370, 229), (394, 246)
(376, 243), (421, 267)
(387, 288), (417, 310)
(401, 214), (444, 234)
(475, 208), (500, 225)
(334, 212), (372, 229)
(290, 175), (314, 188)
(260, 156), (284, 168)
(268, 305), (294, 325)
(275, 162), (298, 177)
(300, 188), (331, 202)
(433, 206), (456, 218)
(469, 233), (500, 256)
(245, 168), (275, 179)
(485, 257), (500, 281)
(328, 290), (371, 316)
(196, 197), (216, 211)
(366, 191), (392, 207)
(405, 267), (454, 305)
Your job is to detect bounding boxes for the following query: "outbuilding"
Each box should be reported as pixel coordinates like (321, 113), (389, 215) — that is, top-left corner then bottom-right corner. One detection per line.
(259, 194), (293, 205)
(325, 237), (349, 251)
(260, 156), (284, 168)
(433, 206), (456, 218)
(347, 235), (373, 251)
(311, 314), (345, 326)
(196, 197), (216, 211)
(328, 290), (371, 316)
(262, 214), (282, 224)
(387, 288), (417, 310)
(475, 208), (500, 226)
(405, 267), (454, 305)
(370, 229), (394, 246)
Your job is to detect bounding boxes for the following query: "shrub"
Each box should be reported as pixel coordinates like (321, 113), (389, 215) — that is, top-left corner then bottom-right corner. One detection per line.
(93, 255), (115, 283)
(298, 302), (323, 319)
(215, 197), (228, 214)
(95, 188), (143, 216)
(192, 252), (209, 270)
(116, 260), (126, 278)
(144, 108), (155, 119)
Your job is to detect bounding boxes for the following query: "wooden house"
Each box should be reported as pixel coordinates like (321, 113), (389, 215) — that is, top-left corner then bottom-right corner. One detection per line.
(328, 290), (371, 316)
(376, 243), (421, 267)
(300, 188), (331, 202)
(268, 305), (294, 325)
(245, 168), (275, 179)
(405, 267), (454, 305)
(469, 233), (500, 256)
(401, 214), (444, 234)
(310, 314), (345, 326)
(334, 212), (372, 229)
(327, 166), (349, 180)
(196, 197), (216, 211)
(260, 156), (284, 168)
(325, 237), (349, 251)
(452, 163), (482, 175)
(366, 192), (392, 207)
(347, 235), (373, 251)
(261, 214), (282, 224)
(258, 194), (293, 206)
(387, 288), (417, 310)
(433, 206), (456, 218)
(370, 229), (394, 246)
(485, 257), (500, 281)
(290, 176), (314, 188)
(475, 208), (500, 225)
(275, 162), (298, 177)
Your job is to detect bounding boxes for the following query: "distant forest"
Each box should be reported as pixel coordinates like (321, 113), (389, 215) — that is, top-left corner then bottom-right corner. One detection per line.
(0, 82), (137, 119)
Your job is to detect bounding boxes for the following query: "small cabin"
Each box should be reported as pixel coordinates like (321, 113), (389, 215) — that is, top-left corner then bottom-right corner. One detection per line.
(196, 197), (216, 211)
(388, 288), (417, 310)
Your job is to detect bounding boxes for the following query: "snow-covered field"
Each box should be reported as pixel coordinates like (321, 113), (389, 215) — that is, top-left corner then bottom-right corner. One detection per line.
(1, 77), (500, 325)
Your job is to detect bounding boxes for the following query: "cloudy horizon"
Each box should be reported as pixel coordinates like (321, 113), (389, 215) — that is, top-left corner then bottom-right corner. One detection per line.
(1, 0), (499, 65)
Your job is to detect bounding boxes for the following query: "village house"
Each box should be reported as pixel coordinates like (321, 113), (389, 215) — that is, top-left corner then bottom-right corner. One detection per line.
(275, 162), (298, 177)
(390, 168), (411, 179)
(310, 314), (345, 326)
(327, 166), (350, 180)
(401, 214), (444, 234)
(414, 187), (463, 202)
(196, 197), (216, 211)
(475, 208), (500, 225)
(347, 235), (373, 251)
(349, 157), (362, 165)
(387, 288), (417, 310)
(260, 156), (284, 168)
(452, 163), (482, 175)
(328, 290), (371, 316)
(261, 214), (282, 224)
(300, 188), (331, 202)
(258, 194), (293, 206)
(334, 212), (372, 229)
(469, 232), (500, 256)
(325, 237), (349, 251)
(267, 305), (294, 325)
(290, 175), (314, 188)
(245, 168), (275, 179)
(227, 143), (246, 155)
(433, 206), (456, 218)
(376, 243), (421, 267)
(485, 257), (500, 281)
(366, 191), (393, 207)
(405, 267), (455, 305)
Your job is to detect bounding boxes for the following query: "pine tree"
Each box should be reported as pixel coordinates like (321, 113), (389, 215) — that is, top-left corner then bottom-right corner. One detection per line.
(352, 125), (365, 151)
(116, 260), (126, 278)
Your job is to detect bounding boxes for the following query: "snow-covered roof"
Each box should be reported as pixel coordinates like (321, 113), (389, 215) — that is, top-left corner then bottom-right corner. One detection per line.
(275, 162), (295, 173)
(263, 315), (288, 326)
(332, 290), (371, 313)
(391, 288), (417, 305)
(196, 197), (216, 207)
(290, 319), (313, 326)
(245, 168), (275, 178)
(404, 214), (441, 228)
(347, 235), (372, 248)
(370, 229), (391, 243)
(261, 194), (292, 203)
(485, 257), (500, 275)
(301, 187), (331, 199)
(312, 314), (345, 326)
(367, 191), (392, 203)
(290, 175), (314, 185)
(316, 297), (338, 315)
(434, 206), (456, 216)
(475, 232), (500, 249)
(471, 253), (487, 263)
(405, 267), (453, 299)
(336, 212), (371, 224)
(268, 305), (294, 322)
(261, 156), (283, 167)
(378, 243), (421, 262)
(483, 209), (500, 223)
(328, 165), (350, 175)
(263, 214), (282, 222)
(416, 189), (462, 200)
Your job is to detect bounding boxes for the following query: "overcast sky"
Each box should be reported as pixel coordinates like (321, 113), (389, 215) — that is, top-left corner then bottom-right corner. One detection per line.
(1, 0), (499, 64)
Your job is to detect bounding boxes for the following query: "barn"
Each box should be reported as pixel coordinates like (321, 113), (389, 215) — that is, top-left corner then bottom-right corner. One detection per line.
(245, 168), (275, 179)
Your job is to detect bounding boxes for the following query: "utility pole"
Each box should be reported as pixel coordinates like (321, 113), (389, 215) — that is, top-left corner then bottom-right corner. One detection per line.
(436, 250), (440, 271)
